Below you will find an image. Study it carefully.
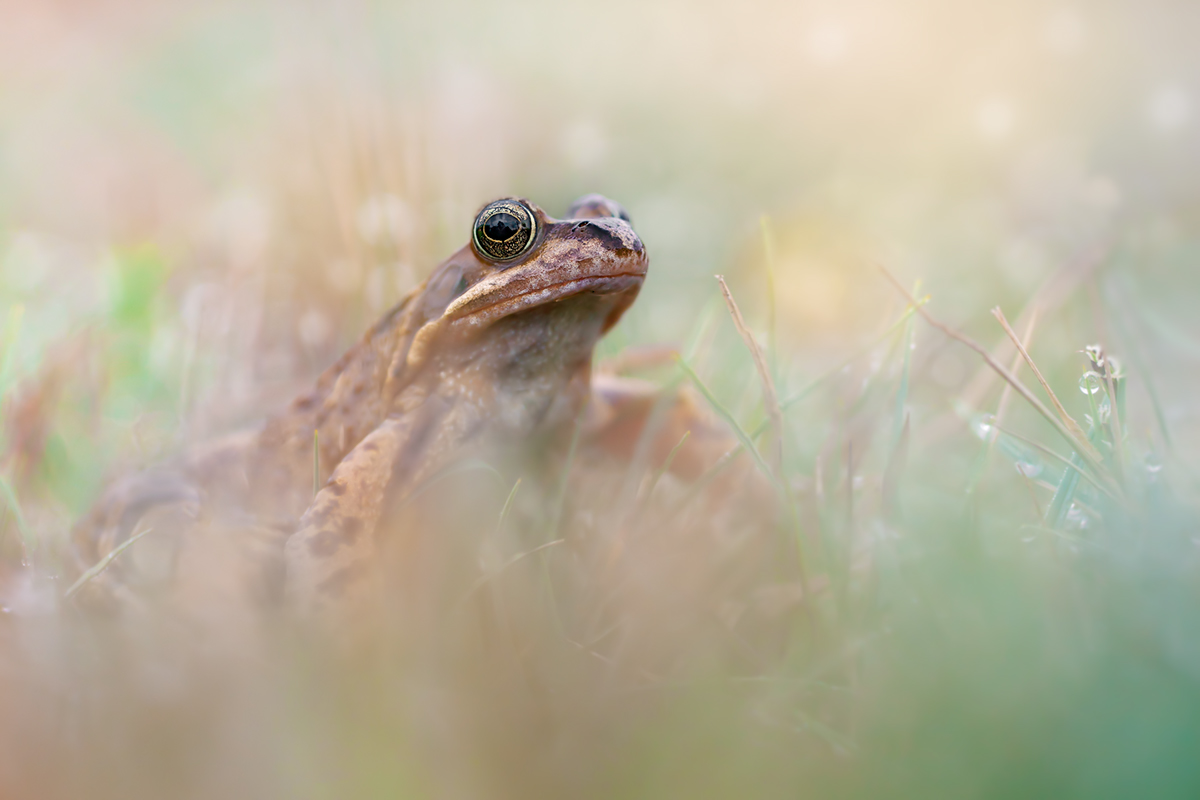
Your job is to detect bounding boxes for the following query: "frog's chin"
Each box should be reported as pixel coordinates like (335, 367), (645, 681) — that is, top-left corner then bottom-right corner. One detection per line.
(445, 273), (643, 330)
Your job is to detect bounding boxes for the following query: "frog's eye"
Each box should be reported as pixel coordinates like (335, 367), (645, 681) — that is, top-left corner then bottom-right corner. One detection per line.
(472, 199), (537, 263)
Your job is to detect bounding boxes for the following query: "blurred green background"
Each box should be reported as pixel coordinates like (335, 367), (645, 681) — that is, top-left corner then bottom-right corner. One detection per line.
(1, 1), (1198, 798)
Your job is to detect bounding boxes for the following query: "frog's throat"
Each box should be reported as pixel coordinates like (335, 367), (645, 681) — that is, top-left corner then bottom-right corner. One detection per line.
(404, 316), (448, 373)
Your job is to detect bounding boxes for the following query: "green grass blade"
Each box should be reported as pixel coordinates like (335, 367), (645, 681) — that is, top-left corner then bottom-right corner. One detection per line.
(65, 525), (155, 599)
(892, 287), (917, 451)
(676, 357), (777, 489)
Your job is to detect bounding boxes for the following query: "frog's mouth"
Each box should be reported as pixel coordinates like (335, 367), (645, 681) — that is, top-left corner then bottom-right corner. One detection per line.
(447, 272), (645, 329)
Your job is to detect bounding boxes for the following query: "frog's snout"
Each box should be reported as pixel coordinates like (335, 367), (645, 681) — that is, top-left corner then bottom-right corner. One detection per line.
(564, 194), (644, 258)
(568, 215), (645, 257)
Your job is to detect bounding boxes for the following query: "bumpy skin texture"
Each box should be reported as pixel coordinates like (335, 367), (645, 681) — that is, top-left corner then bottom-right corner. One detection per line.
(71, 196), (652, 615)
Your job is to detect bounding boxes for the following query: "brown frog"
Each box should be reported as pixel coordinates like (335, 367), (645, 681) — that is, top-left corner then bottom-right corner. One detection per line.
(71, 194), (689, 619)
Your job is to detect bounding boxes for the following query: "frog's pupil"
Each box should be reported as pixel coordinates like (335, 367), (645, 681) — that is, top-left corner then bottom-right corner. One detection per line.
(484, 212), (521, 242)
(473, 201), (536, 261)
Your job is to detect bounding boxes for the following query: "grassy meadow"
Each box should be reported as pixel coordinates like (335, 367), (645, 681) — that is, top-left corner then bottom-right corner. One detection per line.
(1, 1), (1199, 797)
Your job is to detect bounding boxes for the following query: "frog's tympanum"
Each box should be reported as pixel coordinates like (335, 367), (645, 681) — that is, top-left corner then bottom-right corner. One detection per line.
(72, 195), (706, 619)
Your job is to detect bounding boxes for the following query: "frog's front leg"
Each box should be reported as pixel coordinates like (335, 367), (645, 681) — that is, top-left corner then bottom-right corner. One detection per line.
(284, 415), (421, 619)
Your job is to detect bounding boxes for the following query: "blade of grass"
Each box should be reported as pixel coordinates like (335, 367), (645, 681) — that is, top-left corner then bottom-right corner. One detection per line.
(1046, 451), (1085, 530)
(1101, 357), (1126, 478)
(493, 477), (522, 537)
(991, 307), (1097, 460)
(878, 264), (1106, 473)
(675, 357), (777, 489)
(717, 275), (784, 477)
(993, 310), (1039, 439)
(459, 537), (568, 609)
(892, 284), (917, 451)
(965, 309), (1039, 496)
(676, 357), (817, 627)
(958, 244), (1107, 409)
(637, 430), (690, 508)
(1019, 468), (1046, 520)
(65, 526), (155, 599)
(987, 418), (1114, 499)
(676, 296), (931, 505)
(781, 296), (929, 414)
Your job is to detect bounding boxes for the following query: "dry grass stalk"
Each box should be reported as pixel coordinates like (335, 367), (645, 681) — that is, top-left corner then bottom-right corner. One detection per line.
(876, 265), (1106, 471)
(993, 309), (1040, 429)
(716, 275), (784, 477)
(958, 245), (1107, 408)
(990, 307), (1093, 451)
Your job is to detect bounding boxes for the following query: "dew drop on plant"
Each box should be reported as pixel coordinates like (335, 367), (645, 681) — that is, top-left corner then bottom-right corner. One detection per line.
(970, 413), (996, 439)
(1079, 371), (1103, 395)
(1015, 461), (1042, 478)
(1144, 454), (1164, 481)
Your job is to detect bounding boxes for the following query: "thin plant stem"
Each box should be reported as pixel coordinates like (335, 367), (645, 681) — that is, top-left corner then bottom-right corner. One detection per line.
(877, 264), (1107, 474)
(717, 275), (784, 478)
(66, 526), (155, 599)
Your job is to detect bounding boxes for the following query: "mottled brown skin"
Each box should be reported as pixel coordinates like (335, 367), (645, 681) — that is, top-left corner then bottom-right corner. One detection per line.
(71, 195), (652, 616)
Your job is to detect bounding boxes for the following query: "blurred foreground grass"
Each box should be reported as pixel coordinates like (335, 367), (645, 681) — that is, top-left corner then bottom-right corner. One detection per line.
(1, 1), (1200, 798)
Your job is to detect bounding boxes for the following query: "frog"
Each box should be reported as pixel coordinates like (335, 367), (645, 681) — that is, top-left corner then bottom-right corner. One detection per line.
(69, 194), (735, 621)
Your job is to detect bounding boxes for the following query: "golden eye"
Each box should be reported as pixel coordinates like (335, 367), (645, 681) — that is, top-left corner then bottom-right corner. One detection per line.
(472, 199), (537, 262)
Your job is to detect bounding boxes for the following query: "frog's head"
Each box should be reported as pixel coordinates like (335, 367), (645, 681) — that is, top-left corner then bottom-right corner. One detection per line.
(405, 195), (647, 370)
(449, 194), (645, 330)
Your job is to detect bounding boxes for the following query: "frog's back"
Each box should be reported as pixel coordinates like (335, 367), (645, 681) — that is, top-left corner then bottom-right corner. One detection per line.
(66, 271), (445, 608)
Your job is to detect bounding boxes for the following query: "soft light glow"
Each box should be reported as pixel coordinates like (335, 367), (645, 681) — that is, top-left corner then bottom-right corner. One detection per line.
(976, 97), (1017, 141)
(1148, 85), (1192, 132)
(805, 22), (849, 64)
(1042, 8), (1086, 55)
